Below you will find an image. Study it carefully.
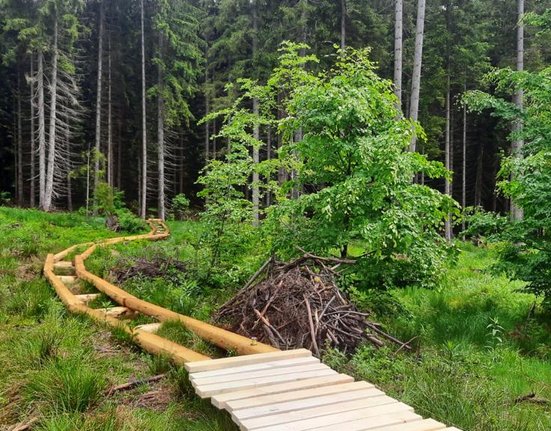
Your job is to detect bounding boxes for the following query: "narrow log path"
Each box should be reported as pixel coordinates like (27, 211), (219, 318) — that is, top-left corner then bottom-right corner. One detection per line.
(43, 220), (461, 431)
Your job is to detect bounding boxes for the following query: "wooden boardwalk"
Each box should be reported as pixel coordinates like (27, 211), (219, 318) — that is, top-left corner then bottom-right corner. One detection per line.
(44, 220), (462, 431)
(187, 349), (462, 431)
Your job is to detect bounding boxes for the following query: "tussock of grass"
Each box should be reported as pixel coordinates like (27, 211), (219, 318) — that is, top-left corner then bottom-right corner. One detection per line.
(25, 355), (106, 412)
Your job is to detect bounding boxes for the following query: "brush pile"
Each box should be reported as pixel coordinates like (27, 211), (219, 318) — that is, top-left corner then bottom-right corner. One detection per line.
(110, 256), (186, 284)
(215, 252), (410, 355)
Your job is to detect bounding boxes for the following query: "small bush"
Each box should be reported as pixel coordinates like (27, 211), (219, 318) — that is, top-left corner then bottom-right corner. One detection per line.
(171, 194), (190, 220)
(115, 208), (147, 233)
(461, 207), (507, 242)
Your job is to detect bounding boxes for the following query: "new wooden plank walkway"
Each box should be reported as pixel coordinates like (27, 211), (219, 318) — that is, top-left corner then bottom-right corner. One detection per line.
(186, 349), (462, 431)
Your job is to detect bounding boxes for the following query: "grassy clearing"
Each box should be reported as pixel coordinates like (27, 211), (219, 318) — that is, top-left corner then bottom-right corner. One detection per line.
(0, 208), (235, 430)
(1, 207), (550, 430)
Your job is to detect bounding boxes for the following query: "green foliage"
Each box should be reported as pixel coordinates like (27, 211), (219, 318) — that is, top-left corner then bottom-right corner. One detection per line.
(171, 194), (190, 220)
(115, 208), (147, 233)
(465, 58), (551, 306)
(200, 43), (458, 290)
(461, 207), (508, 242)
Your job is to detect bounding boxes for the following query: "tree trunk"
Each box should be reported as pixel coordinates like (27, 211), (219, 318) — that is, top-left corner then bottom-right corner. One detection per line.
(462, 83), (467, 231)
(475, 142), (484, 207)
(408, 0), (426, 152)
(17, 65), (23, 206)
(30, 53), (36, 207)
(204, 65), (210, 162)
(340, 0), (346, 49)
(394, 0), (403, 106)
(37, 50), (46, 209)
(251, 0), (260, 225)
(511, 0), (524, 221)
(444, 75), (452, 240)
(107, 24), (113, 187)
(157, 33), (166, 221)
(44, 14), (59, 211)
(94, 0), (104, 193)
(140, 0), (147, 219)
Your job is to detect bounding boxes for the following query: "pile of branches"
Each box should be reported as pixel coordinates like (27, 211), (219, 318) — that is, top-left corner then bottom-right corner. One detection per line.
(215, 252), (411, 355)
(110, 256), (186, 284)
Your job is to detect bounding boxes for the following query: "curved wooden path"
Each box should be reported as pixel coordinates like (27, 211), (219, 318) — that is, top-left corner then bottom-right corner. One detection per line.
(43, 220), (461, 431)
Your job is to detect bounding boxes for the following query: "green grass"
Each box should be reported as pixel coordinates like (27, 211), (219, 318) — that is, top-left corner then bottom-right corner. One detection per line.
(324, 243), (551, 431)
(2, 207), (550, 430)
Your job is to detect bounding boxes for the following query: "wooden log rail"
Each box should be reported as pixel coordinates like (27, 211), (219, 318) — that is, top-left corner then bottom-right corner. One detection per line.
(44, 219), (275, 368)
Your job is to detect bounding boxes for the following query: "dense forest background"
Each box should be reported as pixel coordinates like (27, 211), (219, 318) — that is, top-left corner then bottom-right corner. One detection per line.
(0, 0), (550, 219)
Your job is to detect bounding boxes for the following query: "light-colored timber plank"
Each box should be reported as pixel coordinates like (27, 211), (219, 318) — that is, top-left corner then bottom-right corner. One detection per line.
(191, 356), (319, 380)
(134, 322), (162, 333)
(54, 261), (74, 268)
(53, 261), (76, 275)
(250, 408), (420, 431)
(186, 349), (311, 373)
(367, 418), (447, 431)
(193, 363), (329, 386)
(98, 306), (136, 318)
(75, 293), (101, 304)
(212, 374), (354, 408)
(58, 275), (77, 284)
(226, 380), (372, 412)
(196, 368), (337, 398)
(239, 396), (403, 430)
(232, 387), (385, 421)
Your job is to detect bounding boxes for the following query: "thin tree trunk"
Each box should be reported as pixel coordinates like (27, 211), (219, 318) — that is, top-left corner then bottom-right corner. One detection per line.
(444, 75), (452, 240)
(475, 143), (484, 207)
(117, 117), (122, 189)
(340, 0), (346, 49)
(44, 14), (59, 211)
(107, 24), (113, 187)
(37, 50), (46, 209)
(94, 0), (104, 193)
(511, 0), (524, 220)
(251, 0), (260, 225)
(17, 65), (23, 206)
(140, 0), (147, 219)
(408, 0), (426, 152)
(462, 83), (467, 231)
(266, 126), (271, 207)
(394, 0), (403, 105)
(30, 53), (36, 207)
(157, 33), (166, 221)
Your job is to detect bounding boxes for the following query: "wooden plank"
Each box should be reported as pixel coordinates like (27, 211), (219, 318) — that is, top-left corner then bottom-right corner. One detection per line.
(238, 396), (402, 430)
(196, 368), (337, 398)
(250, 408), (419, 431)
(226, 380), (372, 412)
(212, 374), (354, 409)
(58, 275), (77, 284)
(75, 293), (101, 304)
(134, 323), (162, 333)
(442, 428), (462, 430)
(232, 387), (385, 421)
(192, 363), (329, 386)
(99, 306), (136, 319)
(367, 419), (447, 431)
(190, 356), (319, 380)
(186, 349), (311, 373)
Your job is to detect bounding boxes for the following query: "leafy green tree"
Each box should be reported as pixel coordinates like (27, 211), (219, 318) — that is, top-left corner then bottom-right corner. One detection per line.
(199, 43), (458, 290)
(465, 20), (551, 306)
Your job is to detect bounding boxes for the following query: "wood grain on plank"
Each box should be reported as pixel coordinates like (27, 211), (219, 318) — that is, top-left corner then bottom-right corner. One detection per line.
(196, 368), (337, 398)
(238, 396), (405, 430)
(225, 380), (372, 412)
(211, 374), (354, 408)
(186, 349), (311, 373)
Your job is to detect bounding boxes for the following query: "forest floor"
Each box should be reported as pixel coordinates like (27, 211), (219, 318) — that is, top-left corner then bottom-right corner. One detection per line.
(0, 207), (550, 431)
